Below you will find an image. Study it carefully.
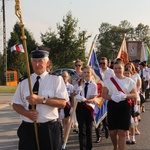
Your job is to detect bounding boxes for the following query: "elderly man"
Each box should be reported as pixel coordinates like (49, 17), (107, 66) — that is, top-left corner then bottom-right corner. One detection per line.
(12, 47), (69, 150)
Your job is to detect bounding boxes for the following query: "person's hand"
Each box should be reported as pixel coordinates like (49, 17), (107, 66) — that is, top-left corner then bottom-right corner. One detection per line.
(27, 110), (38, 121)
(69, 107), (74, 115)
(111, 92), (126, 103)
(134, 105), (139, 112)
(111, 94), (121, 103)
(26, 94), (42, 105)
(76, 86), (82, 94)
(75, 94), (86, 102)
(118, 92), (127, 101)
(59, 109), (64, 120)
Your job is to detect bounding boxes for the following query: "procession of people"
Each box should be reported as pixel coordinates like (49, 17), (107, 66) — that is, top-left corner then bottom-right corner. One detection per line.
(11, 46), (150, 150)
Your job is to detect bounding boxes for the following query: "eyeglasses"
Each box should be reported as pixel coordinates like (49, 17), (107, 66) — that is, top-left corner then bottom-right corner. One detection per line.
(75, 64), (81, 67)
(100, 62), (105, 65)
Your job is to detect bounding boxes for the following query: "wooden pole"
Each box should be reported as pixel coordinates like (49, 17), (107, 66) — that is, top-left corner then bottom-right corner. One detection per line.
(62, 35), (98, 149)
(14, 1), (40, 150)
(62, 99), (78, 149)
(87, 35), (97, 65)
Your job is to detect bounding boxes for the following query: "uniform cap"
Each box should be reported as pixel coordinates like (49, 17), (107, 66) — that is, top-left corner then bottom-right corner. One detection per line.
(31, 47), (49, 59)
(139, 62), (146, 66)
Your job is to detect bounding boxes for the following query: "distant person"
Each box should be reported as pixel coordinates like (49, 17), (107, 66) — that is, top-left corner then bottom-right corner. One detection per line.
(71, 59), (83, 133)
(12, 48), (69, 150)
(100, 57), (115, 80)
(125, 62), (141, 135)
(132, 59), (140, 73)
(60, 71), (74, 140)
(124, 68), (138, 144)
(109, 61), (114, 69)
(71, 59), (83, 85)
(139, 62), (150, 112)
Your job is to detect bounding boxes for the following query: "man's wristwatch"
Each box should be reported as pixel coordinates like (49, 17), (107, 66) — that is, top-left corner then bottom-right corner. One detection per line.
(42, 97), (47, 104)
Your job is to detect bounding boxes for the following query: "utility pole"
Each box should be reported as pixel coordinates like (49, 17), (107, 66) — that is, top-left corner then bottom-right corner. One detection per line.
(2, 0), (7, 85)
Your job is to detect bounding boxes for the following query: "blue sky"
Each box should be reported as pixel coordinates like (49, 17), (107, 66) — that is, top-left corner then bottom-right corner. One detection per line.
(2, 0), (150, 54)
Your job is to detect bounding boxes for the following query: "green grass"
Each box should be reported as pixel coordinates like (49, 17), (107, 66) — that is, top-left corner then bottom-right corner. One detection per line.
(0, 86), (17, 93)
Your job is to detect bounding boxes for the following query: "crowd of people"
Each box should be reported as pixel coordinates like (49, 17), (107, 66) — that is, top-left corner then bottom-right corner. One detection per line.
(12, 47), (150, 150)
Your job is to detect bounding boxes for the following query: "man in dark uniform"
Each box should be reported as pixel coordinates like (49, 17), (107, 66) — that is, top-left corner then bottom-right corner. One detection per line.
(12, 47), (69, 150)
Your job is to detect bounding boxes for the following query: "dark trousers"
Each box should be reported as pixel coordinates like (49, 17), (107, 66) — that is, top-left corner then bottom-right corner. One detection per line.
(95, 123), (101, 139)
(76, 103), (93, 150)
(95, 117), (108, 139)
(17, 121), (62, 150)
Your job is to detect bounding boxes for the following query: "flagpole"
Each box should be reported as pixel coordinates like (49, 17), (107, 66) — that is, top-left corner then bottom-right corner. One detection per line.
(62, 99), (78, 149)
(62, 35), (98, 149)
(87, 35), (97, 65)
(15, 1), (40, 150)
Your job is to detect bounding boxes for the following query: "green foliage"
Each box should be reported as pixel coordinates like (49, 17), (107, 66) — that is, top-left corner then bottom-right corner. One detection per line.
(7, 22), (37, 78)
(41, 11), (91, 69)
(96, 20), (150, 62)
(0, 53), (4, 84)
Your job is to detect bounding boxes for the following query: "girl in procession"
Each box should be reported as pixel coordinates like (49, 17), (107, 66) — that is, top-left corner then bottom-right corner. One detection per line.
(74, 65), (97, 150)
(102, 61), (137, 150)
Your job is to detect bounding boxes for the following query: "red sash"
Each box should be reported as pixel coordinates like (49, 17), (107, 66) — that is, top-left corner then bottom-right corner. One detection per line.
(65, 102), (71, 110)
(110, 77), (134, 107)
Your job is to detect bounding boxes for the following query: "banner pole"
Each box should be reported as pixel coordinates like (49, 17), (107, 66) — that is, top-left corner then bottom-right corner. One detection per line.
(62, 100), (78, 149)
(87, 35), (97, 65)
(15, 1), (40, 150)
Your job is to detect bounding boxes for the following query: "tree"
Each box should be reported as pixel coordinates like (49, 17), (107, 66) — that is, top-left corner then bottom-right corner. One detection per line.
(41, 11), (91, 69)
(135, 23), (150, 45)
(7, 22), (37, 79)
(96, 20), (150, 62)
(0, 52), (4, 84)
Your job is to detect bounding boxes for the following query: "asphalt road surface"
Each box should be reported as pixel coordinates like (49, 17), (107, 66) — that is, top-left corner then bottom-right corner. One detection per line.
(0, 94), (150, 150)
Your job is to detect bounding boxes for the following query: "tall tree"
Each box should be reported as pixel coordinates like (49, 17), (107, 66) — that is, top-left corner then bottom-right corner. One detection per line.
(41, 11), (91, 69)
(7, 22), (37, 78)
(96, 20), (148, 61)
(135, 23), (150, 45)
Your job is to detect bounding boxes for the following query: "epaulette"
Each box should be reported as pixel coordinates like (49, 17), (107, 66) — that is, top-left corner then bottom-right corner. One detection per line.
(19, 76), (28, 82)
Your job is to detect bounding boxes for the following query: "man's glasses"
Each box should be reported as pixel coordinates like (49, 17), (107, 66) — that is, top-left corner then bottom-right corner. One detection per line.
(75, 64), (81, 67)
(100, 62), (105, 65)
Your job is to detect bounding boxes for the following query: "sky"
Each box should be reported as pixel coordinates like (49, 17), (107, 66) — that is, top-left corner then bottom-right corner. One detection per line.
(1, 0), (150, 54)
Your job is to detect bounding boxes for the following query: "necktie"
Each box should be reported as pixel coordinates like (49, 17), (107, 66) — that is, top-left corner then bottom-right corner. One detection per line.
(141, 70), (143, 78)
(84, 83), (89, 98)
(29, 76), (40, 109)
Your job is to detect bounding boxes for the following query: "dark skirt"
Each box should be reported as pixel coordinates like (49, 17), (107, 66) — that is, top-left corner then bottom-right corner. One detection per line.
(107, 100), (131, 130)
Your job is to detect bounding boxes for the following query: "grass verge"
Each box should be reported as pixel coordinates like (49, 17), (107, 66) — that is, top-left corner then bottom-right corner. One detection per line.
(0, 86), (17, 93)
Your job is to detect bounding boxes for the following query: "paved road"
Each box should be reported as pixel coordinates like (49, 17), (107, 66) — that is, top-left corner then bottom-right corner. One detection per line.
(0, 94), (150, 150)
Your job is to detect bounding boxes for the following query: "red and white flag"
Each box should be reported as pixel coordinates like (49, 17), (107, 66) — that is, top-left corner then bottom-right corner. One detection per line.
(10, 44), (24, 53)
(117, 36), (129, 63)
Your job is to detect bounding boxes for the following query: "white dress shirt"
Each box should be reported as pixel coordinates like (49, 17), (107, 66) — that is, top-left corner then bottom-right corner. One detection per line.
(12, 71), (69, 123)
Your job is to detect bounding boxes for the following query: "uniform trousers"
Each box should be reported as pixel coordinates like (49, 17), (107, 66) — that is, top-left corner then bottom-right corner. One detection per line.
(76, 102), (93, 150)
(17, 120), (62, 150)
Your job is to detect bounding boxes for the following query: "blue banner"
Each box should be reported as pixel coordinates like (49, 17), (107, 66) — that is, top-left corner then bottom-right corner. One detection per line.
(88, 49), (108, 127)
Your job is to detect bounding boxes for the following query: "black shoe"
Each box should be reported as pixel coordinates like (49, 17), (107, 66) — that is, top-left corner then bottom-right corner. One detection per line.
(131, 140), (136, 144)
(126, 140), (131, 144)
(73, 129), (78, 134)
(95, 137), (102, 143)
